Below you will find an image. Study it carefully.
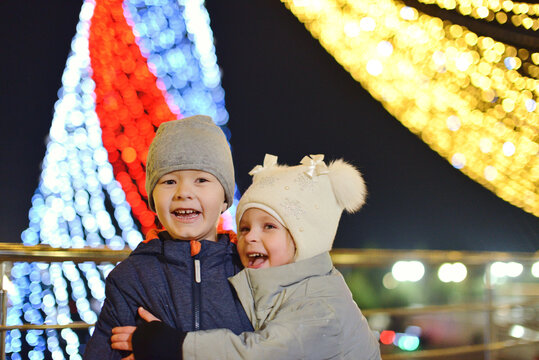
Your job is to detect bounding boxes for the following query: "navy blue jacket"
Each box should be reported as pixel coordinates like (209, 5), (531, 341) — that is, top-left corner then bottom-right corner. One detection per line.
(83, 230), (253, 359)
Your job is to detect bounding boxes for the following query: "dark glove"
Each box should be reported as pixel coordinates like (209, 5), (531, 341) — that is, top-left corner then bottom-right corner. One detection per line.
(132, 321), (187, 360)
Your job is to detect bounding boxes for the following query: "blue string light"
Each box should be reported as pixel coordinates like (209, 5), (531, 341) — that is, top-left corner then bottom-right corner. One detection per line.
(123, 0), (229, 126)
(8, 0), (230, 358)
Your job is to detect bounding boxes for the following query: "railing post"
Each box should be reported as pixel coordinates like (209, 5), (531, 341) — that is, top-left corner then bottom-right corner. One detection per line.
(0, 261), (7, 360)
(484, 262), (494, 360)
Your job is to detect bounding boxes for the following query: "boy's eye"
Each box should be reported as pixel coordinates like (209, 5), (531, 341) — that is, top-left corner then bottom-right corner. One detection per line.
(239, 227), (249, 233)
(196, 178), (209, 183)
(162, 179), (176, 185)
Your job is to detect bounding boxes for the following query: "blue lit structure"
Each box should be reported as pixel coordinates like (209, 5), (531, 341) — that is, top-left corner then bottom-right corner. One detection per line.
(8, 1), (231, 358)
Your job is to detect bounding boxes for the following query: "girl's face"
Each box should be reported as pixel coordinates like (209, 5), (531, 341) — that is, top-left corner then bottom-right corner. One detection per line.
(237, 208), (296, 269)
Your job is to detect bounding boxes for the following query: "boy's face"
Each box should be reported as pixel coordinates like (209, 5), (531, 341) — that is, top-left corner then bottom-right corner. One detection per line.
(153, 170), (227, 242)
(237, 208), (296, 269)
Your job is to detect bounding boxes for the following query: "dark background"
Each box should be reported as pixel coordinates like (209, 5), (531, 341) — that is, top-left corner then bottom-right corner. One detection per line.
(1, 0), (537, 251)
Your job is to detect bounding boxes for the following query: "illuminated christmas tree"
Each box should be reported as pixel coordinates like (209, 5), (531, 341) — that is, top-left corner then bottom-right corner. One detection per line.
(8, 1), (233, 358)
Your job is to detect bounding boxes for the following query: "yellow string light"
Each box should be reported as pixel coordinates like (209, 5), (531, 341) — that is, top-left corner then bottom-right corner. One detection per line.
(281, 0), (538, 217)
(417, 0), (539, 30)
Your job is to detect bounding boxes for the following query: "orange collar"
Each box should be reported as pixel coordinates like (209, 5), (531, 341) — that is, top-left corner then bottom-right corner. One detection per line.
(143, 228), (237, 256)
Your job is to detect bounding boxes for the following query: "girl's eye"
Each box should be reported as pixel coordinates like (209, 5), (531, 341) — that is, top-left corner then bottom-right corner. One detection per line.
(196, 178), (209, 183)
(239, 227), (249, 233)
(162, 179), (175, 185)
(264, 224), (277, 230)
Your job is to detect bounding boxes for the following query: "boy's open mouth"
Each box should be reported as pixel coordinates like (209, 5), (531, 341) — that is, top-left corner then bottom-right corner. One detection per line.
(247, 253), (267, 268)
(171, 209), (201, 221)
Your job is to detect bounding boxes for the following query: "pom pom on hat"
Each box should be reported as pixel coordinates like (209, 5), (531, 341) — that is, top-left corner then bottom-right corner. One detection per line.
(237, 154), (367, 262)
(328, 159), (367, 213)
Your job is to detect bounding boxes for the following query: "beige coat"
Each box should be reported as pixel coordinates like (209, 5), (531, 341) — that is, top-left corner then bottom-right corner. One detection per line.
(183, 252), (381, 359)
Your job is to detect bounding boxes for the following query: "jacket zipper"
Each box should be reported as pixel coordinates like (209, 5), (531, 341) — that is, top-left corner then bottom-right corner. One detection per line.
(193, 256), (201, 331)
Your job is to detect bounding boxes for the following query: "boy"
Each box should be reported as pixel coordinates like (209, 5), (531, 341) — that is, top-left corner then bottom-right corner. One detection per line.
(112, 154), (381, 359)
(83, 115), (253, 359)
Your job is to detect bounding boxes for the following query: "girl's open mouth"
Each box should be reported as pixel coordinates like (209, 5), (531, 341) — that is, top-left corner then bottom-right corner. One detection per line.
(247, 253), (267, 268)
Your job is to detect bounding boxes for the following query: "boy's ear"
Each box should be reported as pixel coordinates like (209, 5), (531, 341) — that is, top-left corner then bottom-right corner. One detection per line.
(221, 201), (228, 214)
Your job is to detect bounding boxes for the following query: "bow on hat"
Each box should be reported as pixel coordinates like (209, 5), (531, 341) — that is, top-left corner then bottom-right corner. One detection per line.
(249, 154), (278, 175)
(301, 154), (329, 178)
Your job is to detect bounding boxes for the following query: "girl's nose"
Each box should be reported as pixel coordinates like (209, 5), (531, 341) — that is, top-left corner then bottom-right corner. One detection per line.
(244, 230), (259, 243)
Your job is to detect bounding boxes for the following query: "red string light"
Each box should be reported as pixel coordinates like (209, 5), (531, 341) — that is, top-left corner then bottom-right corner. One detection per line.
(89, 0), (178, 234)
(380, 330), (396, 345)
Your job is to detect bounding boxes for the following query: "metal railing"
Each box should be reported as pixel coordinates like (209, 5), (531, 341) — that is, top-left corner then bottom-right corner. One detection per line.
(330, 248), (539, 266)
(0, 243), (130, 359)
(332, 248), (539, 360)
(0, 244), (537, 359)
(0, 243), (131, 263)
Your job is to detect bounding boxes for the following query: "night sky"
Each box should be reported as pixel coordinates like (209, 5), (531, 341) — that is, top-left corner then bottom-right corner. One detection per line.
(1, 0), (537, 251)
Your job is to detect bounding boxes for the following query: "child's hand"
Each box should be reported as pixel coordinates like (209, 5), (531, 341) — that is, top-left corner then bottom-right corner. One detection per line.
(137, 307), (160, 322)
(111, 325), (136, 351)
(110, 307), (161, 358)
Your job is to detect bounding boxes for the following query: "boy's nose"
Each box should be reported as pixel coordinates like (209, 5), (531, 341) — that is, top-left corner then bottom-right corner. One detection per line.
(174, 183), (194, 199)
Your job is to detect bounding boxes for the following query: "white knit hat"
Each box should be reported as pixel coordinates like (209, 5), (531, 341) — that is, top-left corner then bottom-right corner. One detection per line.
(236, 154), (367, 262)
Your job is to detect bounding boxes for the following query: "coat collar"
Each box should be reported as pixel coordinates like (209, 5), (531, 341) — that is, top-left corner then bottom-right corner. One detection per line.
(229, 252), (333, 329)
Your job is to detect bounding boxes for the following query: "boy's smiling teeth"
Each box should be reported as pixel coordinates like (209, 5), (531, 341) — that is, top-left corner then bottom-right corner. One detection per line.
(172, 209), (200, 218)
(174, 209), (197, 214)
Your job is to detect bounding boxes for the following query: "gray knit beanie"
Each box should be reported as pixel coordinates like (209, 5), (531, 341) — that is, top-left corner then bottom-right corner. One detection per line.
(145, 115), (234, 212)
